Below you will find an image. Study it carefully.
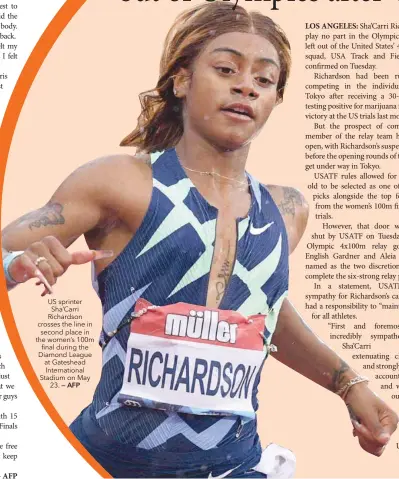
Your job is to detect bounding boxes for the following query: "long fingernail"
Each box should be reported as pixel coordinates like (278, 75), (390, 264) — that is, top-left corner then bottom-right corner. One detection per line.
(34, 269), (53, 294)
(377, 445), (386, 455)
(92, 250), (114, 261)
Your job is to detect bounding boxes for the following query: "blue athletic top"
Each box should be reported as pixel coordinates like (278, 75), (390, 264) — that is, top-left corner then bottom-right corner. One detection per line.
(88, 148), (289, 462)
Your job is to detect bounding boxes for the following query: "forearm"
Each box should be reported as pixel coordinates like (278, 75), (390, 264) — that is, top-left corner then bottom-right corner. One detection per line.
(271, 298), (358, 393)
(1, 201), (102, 297)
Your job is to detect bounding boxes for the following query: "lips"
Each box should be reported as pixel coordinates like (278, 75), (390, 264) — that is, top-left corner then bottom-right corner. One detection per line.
(221, 103), (255, 119)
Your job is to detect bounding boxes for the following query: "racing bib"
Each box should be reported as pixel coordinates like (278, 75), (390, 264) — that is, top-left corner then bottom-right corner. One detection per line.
(118, 299), (267, 418)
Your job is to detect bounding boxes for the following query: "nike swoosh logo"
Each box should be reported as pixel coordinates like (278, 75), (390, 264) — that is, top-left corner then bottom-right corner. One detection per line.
(249, 221), (274, 235)
(208, 464), (241, 479)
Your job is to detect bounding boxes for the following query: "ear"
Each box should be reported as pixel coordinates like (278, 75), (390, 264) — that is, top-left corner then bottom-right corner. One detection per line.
(173, 68), (191, 99)
(275, 84), (286, 106)
(274, 89), (284, 106)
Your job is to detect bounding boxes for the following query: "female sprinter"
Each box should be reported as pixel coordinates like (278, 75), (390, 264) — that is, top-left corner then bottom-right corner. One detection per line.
(2, 2), (398, 477)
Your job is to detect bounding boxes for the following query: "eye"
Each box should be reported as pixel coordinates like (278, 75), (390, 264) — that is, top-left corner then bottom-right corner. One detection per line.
(257, 77), (273, 86)
(215, 66), (236, 75)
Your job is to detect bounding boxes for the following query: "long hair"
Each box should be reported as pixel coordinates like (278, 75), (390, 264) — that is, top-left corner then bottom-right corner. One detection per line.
(120, 2), (291, 153)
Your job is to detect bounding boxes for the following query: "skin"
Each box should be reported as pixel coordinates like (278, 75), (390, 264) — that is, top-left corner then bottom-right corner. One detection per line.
(2, 32), (398, 456)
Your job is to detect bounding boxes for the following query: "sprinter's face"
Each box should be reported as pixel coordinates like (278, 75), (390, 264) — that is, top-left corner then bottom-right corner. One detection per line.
(177, 32), (281, 151)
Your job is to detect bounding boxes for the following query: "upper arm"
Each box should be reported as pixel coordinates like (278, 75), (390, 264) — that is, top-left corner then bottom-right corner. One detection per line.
(1, 156), (121, 251)
(267, 185), (309, 255)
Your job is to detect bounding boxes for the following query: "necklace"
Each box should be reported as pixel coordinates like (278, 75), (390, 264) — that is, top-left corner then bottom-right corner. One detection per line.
(180, 164), (248, 187)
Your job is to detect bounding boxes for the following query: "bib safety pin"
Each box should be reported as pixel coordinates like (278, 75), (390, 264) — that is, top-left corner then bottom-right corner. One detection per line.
(258, 331), (278, 353)
(105, 305), (158, 341)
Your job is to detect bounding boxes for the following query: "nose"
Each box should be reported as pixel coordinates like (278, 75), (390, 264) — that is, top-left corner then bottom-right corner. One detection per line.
(231, 72), (259, 100)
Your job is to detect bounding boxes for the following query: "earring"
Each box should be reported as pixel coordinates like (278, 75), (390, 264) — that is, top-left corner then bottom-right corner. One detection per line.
(173, 88), (178, 97)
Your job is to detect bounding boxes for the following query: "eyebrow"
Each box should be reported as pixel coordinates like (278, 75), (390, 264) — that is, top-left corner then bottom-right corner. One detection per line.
(211, 47), (280, 69)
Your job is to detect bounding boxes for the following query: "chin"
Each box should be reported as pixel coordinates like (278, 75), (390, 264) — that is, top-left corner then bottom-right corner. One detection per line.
(216, 131), (255, 151)
(199, 121), (258, 151)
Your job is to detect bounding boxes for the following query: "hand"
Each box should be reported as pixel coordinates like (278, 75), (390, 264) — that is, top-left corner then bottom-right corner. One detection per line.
(345, 383), (398, 456)
(7, 236), (113, 295)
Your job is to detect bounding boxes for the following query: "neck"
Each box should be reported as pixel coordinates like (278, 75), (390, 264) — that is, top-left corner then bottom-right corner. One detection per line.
(174, 130), (250, 181)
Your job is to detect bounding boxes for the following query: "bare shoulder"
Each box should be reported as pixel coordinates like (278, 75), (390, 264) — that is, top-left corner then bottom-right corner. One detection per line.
(266, 184), (310, 255)
(266, 185), (308, 219)
(53, 153), (152, 204)
(69, 152), (151, 181)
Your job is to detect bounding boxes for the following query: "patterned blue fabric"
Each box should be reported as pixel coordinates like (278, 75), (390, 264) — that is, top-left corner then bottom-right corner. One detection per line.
(70, 407), (266, 477)
(87, 148), (289, 456)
